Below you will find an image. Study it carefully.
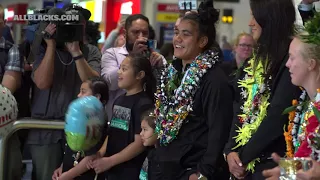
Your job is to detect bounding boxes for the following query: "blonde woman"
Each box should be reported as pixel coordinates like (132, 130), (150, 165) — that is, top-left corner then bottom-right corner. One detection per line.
(224, 0), (301, 179)
(233, 32), (254, 68)
(263, 12), (320, 180)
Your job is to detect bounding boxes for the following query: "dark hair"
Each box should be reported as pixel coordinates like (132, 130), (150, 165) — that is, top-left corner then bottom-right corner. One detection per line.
(179, 10), (187, 18)
(127, 53), (156, 102)
(86, 77), (109, 106)
(141, 109), (156, 129)
(160, 43), (174, 60)
(125, 14), (149, 30)
(181, 0), (219, 51)
(148, 25), (155, 40)
(86, 21), (101, 46)
(250, 0), (296, 83)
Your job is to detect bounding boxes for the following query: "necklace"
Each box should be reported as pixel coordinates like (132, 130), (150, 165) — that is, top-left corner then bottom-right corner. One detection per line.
(284, 90), (308, 157)
(233, 57), (271, 172)
(155, 50), (220, 146)
(56, 50), (74, 66)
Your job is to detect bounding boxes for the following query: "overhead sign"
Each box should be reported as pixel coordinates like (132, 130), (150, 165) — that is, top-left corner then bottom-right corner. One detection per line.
(120, 1), (133, 14)
(156, 13), (180, 23)
(157, 4), (179, 13)
(178, 0), (197, 10)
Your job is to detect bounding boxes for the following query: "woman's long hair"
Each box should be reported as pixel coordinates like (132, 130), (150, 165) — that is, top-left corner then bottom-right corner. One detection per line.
(250, 0), (296, 83)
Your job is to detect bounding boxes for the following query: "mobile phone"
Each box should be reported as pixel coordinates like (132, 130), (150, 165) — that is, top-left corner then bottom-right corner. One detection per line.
(178, 0), (198, 11)
(147, 40), (157, 50)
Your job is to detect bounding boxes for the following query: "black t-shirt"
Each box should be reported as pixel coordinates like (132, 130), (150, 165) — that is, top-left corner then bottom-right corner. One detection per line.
(106, 91), (154, 180)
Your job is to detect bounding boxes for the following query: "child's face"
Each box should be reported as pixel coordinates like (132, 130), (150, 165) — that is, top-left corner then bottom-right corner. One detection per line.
(117, 57), (143, 90)
(77, 82), (93, 98)
(140, 120), (157, 147)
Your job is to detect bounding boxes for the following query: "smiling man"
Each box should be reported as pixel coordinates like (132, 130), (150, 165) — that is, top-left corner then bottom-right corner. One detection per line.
(101, 14), (166, 122)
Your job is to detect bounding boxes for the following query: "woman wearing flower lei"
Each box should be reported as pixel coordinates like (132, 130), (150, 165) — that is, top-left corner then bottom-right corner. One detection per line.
(262, 11), (320, 180)
(152, 1), (234, 180)
(223, 0), (302, 179)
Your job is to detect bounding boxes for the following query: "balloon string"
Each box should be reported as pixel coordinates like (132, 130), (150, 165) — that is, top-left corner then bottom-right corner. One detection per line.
(94, 173), (98, 180)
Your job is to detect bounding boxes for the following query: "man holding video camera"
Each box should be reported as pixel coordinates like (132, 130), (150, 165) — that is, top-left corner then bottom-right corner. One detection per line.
(27, 6), (101, 180)
(101, 14), (166, 121)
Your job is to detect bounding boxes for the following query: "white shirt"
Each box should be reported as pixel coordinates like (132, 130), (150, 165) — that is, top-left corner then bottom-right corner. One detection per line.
(294, 0), (304, 27)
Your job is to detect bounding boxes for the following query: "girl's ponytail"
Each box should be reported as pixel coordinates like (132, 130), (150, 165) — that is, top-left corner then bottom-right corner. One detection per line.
(144, 72), (156, 103)
(128, 53), (156, 102)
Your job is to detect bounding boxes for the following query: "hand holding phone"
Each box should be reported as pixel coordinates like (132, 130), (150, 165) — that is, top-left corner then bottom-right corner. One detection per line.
(147, 40), (157, 50)
(133, 37), (148, 53)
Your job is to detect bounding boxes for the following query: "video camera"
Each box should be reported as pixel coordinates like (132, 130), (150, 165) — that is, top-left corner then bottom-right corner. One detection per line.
(41, 4), (90, 43)
(27, 4), (91, 63)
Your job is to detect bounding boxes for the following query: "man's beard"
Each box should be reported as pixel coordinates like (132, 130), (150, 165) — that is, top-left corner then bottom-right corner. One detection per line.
(126, 41), (134, 52)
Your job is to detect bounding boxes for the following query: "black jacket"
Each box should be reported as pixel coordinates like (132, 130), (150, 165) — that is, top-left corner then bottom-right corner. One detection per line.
(224, 49), (301, 174)
(153, 58), (234, 180)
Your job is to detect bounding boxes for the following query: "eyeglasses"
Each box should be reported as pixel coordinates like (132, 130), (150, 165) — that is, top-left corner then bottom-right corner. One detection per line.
(238, 43), (253, 49)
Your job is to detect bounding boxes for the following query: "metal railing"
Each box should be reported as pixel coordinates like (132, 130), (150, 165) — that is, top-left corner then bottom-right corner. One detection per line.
(0, 118), (64, 180)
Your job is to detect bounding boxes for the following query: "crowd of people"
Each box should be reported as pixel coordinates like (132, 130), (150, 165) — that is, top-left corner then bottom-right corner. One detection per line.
(1, 0), (320, 180)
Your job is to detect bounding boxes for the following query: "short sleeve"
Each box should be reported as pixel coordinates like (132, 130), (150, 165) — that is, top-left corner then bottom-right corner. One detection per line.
(5, 45), (24, 73)
(86, 44), (101, 74)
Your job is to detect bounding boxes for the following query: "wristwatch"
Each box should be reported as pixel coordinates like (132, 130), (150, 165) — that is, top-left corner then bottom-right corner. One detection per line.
(41, 30), (51, 39)
(196, 172), (207, 180)
(73, 54), (84, 61)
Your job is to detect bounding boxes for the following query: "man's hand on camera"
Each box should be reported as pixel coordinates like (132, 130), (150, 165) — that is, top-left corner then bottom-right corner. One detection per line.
(43, 23), (56, 46)
(132, 37), (148, 53)
(65, 41), (82, 57)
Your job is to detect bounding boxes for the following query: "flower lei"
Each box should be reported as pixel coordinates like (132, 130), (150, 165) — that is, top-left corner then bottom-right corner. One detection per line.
(232, 57), (271, 172)
(284, 89), (307, 158)
(306, 89), (320, 161)
(155, 50), (220, 146)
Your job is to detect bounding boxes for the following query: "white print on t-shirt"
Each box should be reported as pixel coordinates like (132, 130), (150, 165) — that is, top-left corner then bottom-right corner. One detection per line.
(110, 105), (131, 131)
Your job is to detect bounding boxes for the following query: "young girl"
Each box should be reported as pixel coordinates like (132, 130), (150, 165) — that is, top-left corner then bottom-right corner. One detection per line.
(52, 77), (109, 180)
(139, 109), (158, 180)
(89, 53), (156, 180)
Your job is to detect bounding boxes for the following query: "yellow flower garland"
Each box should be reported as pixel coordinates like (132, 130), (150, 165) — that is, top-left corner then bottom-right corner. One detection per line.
(233, 58), (270, 172)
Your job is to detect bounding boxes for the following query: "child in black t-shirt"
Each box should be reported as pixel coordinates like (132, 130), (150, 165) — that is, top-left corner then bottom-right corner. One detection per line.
(88, 53), (156, 180)
(139, 109), (158, 180)
(52, 78), (109, 180)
